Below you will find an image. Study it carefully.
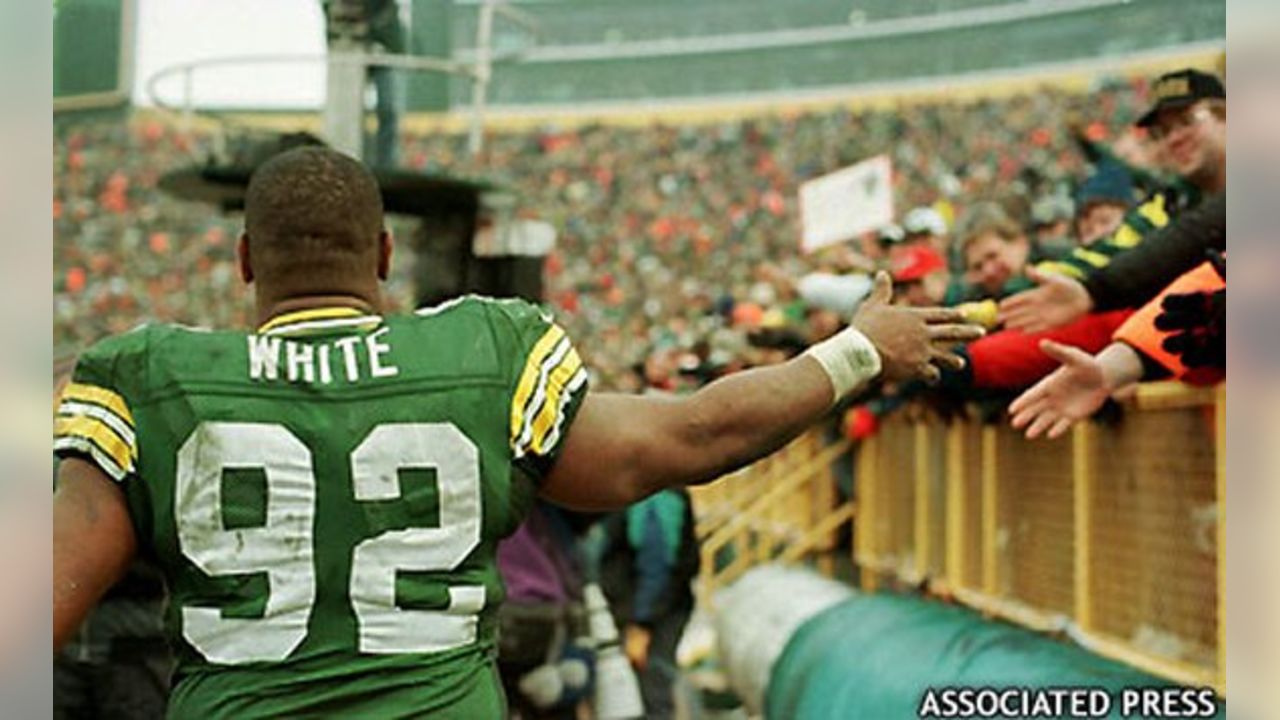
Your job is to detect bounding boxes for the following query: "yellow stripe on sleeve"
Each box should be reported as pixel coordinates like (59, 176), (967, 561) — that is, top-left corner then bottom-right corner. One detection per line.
(528, 347), (584, 455)
(510, 324), (567, 448)
(54, 415), (136, 473)
(1136, 195), (1169, 228)
(1073, 249), (1111, 268)
(61, 382), (134, 426)
(1035, 261), (1086, 280)
(1111, 224), (1142, 248)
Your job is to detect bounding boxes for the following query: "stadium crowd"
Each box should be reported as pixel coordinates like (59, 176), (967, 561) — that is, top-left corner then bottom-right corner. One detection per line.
(54, 66), (1224, 421)
(54, 77), (1125, 360)
(52, 67), (1228, 448)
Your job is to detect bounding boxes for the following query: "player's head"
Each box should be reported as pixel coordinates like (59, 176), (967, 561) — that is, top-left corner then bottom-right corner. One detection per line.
(238, 146), (391, 304)
(1136, 69), (1226, 192)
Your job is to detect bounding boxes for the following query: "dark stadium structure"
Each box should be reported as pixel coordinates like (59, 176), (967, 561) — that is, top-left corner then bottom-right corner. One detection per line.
(158, 131), (544, 308)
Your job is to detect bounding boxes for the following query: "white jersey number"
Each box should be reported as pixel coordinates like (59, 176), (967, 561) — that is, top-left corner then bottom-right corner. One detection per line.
(174, 421), (484, 664)
(350, 424), (483, 653)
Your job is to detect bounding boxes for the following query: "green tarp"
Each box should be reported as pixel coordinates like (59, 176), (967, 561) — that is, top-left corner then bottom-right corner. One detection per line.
(766, 594), (1224, 719)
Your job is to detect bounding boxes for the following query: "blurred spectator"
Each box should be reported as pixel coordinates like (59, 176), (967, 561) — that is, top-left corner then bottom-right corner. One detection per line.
(747, 325), (809, 366)
(955, 203), (1032, 300)
(496, 502), (594, 720)
(1007, 191), (1227, 335)
(589, 490), (699, 720)
(641, 346), (682, 393)
(1029, 193), (1075, 259)
(804, 306), (844, 344)
(1001, 68), (1226, 333)
(901, 206), (950, 259)
(890, 245), (948, 307)
(1073, 161), (1137, 246)
(871, 223), (908, 277)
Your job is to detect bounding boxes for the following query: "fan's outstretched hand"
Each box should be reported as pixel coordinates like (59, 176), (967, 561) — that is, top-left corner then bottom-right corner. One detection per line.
(1009, 340), (1109, 439)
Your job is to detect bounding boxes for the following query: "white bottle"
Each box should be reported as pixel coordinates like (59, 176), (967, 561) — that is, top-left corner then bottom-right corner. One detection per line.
(583, 582), (645, 719)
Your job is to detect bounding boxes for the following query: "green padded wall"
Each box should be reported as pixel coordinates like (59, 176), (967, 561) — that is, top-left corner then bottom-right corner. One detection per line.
(409, 0), (454, 112)
(766, 594), (1225, 719)
(54, 0), (124, 99)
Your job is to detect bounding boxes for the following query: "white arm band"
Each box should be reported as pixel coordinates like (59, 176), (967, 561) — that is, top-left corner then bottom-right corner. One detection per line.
(803, 327), (882, 404)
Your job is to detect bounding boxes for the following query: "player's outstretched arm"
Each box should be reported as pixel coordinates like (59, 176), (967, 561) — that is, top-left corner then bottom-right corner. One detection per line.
(540, 357), (834, 510)
(53, 458), (137, 651)
(541, 273), (984, 510)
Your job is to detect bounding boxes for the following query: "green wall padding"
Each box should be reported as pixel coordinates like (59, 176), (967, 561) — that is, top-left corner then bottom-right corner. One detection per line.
(54, 0), (124, 98)
(765, 594), (1224, 720)
(409, 0), (452, 112)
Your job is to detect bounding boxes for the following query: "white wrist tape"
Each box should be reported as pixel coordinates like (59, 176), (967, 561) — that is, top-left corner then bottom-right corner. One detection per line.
(803, 327), (882, 403)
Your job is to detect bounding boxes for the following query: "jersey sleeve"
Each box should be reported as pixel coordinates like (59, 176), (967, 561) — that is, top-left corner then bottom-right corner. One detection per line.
(489, 300), (590, 481)
(1034, 191), (1172, 281)
(54, 332), (145, 483)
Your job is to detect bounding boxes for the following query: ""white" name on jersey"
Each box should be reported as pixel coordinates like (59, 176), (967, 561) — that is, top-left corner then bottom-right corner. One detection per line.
(247, 328), (400, 384)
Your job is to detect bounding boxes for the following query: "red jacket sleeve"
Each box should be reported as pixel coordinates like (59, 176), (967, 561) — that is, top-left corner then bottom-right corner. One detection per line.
(968, 311), (1133, 389)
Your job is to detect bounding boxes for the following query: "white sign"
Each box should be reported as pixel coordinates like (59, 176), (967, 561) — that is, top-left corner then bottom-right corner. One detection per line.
(799, 155), (894, 253)
(473, 219), (557, 258)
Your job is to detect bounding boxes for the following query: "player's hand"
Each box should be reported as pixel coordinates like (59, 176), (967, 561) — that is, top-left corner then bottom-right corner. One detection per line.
(624, 624), (651, 671)
(852, 272), (985, 384)
(1008, 340), (1109, 439)
(998, 267), (1093, 333)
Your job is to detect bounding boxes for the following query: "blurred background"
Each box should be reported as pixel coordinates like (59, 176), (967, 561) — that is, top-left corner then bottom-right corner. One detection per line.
(52, 1), (1230, 718)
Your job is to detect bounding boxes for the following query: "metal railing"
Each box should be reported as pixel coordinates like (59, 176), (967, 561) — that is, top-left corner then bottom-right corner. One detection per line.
(452, 0), (1127, 63)
(693, 428), (852, 599)
(691, 382), (1225, 693)
(140, 0), (540, 155)
(857, 382), (1225, 691)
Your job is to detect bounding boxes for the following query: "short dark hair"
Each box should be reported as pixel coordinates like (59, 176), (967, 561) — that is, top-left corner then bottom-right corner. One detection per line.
(244, 147), (384, 287)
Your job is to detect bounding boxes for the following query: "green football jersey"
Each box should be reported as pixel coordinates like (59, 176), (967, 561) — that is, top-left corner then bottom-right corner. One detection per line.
(54, 297), (590, 719)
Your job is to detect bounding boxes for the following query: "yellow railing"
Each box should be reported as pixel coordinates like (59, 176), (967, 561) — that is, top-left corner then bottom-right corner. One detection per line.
(692, 381), (1225, 694)
(692, 428), (852, 600)
(859, 382), (1224, 692)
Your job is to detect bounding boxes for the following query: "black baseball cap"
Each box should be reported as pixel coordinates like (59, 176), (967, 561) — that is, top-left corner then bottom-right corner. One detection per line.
(1136, 69), (1226, 128)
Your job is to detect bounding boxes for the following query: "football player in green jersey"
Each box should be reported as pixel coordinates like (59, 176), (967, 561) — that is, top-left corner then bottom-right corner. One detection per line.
(53, 147), (982, 718)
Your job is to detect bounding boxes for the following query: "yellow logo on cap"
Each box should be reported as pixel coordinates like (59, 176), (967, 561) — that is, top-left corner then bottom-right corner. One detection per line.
(1155, 77), (1191, 101)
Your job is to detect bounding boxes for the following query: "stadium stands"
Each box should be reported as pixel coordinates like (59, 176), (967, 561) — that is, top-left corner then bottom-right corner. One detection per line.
(56, 67), (1159, 384)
